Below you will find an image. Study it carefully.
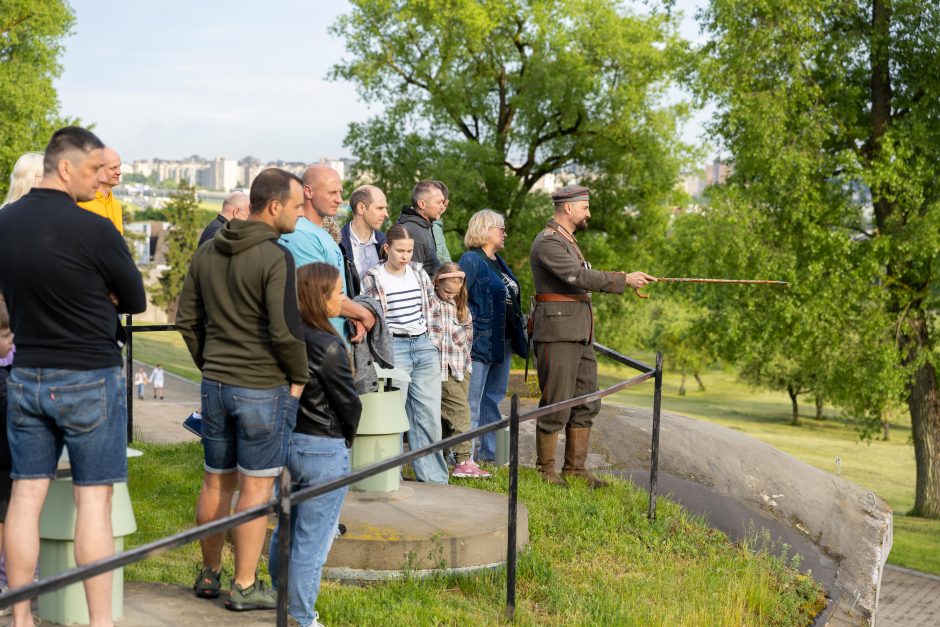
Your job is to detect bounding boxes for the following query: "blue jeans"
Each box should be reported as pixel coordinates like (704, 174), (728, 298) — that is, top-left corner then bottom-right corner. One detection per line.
(6, 366), (127, 485)
(200, 379), (297, 478)
(392, 335), (448, 484)
(269, 433), (349, 627)
(468, 339), (512, 461)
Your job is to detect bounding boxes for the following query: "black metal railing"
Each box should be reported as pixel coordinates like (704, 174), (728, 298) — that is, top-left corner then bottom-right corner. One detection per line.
(2, 317), (663, 625)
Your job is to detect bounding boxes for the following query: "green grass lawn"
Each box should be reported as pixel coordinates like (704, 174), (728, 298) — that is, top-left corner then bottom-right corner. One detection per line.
(600, 356), (940, 575)
(128, 329), (939, 575)
(125, 441), (823, 625)
(130, 328), (201, 382)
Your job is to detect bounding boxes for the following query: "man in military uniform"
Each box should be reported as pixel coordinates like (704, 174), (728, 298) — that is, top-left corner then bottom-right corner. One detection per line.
(529, 185), (655, 487)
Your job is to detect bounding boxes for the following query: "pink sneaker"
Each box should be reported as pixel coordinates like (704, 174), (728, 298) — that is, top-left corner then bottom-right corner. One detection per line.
(452, 460), (491, 478)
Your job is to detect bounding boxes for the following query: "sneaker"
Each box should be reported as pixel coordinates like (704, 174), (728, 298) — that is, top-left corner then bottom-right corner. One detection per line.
(193, 566), (221, 599)
(0, 586), (10, 617)
(225, 578), (277, 611)
(452, 460), (491, 478)
(287, 613), (326, 627)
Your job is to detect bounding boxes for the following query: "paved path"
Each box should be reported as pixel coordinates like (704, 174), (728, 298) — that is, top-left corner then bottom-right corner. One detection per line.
(128, 361), (200, 445)
(876, 565), (940, 627)
(121, 367), (939, 626)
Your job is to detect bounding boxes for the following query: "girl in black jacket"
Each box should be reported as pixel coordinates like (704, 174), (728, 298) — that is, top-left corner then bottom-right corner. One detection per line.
(268, 262), (361, 627)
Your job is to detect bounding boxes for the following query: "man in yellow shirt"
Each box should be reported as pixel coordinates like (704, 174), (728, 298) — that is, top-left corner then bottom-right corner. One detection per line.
(78, 146), (124, 234)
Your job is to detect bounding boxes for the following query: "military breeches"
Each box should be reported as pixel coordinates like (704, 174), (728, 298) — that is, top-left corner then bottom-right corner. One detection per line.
(534, 341), (599, 433)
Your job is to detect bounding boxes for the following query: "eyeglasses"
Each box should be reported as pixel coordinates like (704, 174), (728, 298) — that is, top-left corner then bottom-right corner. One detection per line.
(490, 226), (507, 233)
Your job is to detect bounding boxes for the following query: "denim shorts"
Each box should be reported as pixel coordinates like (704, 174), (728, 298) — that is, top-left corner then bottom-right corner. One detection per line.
(200, 379), (298, 478)
(6, 366), (128, 486)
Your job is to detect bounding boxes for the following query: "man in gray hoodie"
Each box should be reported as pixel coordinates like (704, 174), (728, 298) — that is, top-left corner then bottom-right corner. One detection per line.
(176, 167), (308, 611)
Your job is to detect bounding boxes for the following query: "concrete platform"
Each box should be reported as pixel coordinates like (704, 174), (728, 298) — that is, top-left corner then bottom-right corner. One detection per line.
(325, 482), (529, 580)
(32, 582), (274, 626)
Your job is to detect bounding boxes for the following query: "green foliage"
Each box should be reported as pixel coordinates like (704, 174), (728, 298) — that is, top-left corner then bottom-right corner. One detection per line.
(133, 206), (168, 221)
(682, 0), (940, 516)
(331, 0), (689, 316)
(0, 1), (76, 198)
(122, 171), (161, 186)
(151, 183), (200, 320)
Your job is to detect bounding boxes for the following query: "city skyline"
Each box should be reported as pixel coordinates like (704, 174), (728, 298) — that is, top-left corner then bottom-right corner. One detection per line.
(54, 1), (709, 163)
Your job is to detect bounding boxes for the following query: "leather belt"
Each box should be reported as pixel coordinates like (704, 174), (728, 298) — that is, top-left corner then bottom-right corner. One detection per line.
(535, 293), (591, 303)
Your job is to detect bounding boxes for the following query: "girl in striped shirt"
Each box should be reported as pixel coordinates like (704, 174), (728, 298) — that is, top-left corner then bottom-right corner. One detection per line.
(361, 226), (448, 484)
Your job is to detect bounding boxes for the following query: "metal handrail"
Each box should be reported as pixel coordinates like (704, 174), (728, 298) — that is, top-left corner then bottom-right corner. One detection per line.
(3, 318), (664, 626)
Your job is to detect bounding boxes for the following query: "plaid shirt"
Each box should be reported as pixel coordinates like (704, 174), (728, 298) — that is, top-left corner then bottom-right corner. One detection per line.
(428, 295), (473, 382)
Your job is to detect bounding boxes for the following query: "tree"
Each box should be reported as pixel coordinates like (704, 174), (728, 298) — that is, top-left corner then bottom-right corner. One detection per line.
(693, 0), (940, 517)
(152, 183), (200, 321)
(644, 299), (712, 395)
(331, 0), (689, 349)
(0, 1), (75, 198)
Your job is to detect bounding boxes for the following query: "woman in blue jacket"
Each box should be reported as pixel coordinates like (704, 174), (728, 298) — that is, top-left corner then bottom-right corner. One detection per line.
(459, 210), (528, 462)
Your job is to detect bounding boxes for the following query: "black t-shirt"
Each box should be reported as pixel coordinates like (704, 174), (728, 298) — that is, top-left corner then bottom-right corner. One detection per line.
(480, 253), (519, 338)
(0, 189), (146, 369)
(198, 214), (228, 246)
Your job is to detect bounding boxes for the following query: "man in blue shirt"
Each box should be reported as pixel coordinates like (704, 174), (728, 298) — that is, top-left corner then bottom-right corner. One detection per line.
(280, 164), (374, 341)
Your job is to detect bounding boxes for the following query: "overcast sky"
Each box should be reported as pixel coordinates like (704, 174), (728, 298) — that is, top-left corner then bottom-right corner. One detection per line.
(55, 0), (708, 163)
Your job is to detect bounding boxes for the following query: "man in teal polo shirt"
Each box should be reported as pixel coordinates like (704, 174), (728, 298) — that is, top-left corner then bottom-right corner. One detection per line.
(280, 164), (374, 341)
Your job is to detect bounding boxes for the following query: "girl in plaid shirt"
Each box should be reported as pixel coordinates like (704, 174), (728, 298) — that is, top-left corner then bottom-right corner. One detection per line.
(430, 263), (490, 478)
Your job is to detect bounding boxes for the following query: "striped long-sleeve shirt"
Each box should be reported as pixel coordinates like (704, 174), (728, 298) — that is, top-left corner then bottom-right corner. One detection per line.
(361, 262), (436, 337)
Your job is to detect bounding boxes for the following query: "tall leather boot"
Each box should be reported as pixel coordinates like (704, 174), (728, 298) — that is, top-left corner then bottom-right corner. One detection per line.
(562, 427), (608, 489)
(536, 430), (567, 487)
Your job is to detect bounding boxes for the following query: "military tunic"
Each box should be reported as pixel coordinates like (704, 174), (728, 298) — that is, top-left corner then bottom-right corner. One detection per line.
(529, 219), (626, 432)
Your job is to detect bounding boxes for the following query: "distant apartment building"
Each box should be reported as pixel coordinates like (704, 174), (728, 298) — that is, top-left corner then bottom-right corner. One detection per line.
(149, 158), (206, 186)
(208, 157), (239, 191)
(705, 157), (731, 186)
(676, 157), (733, 200)
(128, 160), (152, 178)
(239, 157), (264, 188)
(127, 154), (355, 189)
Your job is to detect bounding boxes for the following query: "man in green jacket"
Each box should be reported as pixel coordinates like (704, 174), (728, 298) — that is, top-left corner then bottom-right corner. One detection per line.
(529, 185), (655, 488)
(176, 167), (308, 611)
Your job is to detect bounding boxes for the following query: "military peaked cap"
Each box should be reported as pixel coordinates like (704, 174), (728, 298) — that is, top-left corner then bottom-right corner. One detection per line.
(551, 185), (590, 203)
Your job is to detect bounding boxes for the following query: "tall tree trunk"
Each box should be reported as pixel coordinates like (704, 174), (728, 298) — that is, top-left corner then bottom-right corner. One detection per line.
(868, 0), (940, 519)
(165, 300), (178, 324)
(787, 384), (800, 426)
(902, 315), (940, 518)
(815, 394), (825, 420)
(694, 371), (706, 392)
(883, 413), (890, 442)
(679, 366), (687, 396)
